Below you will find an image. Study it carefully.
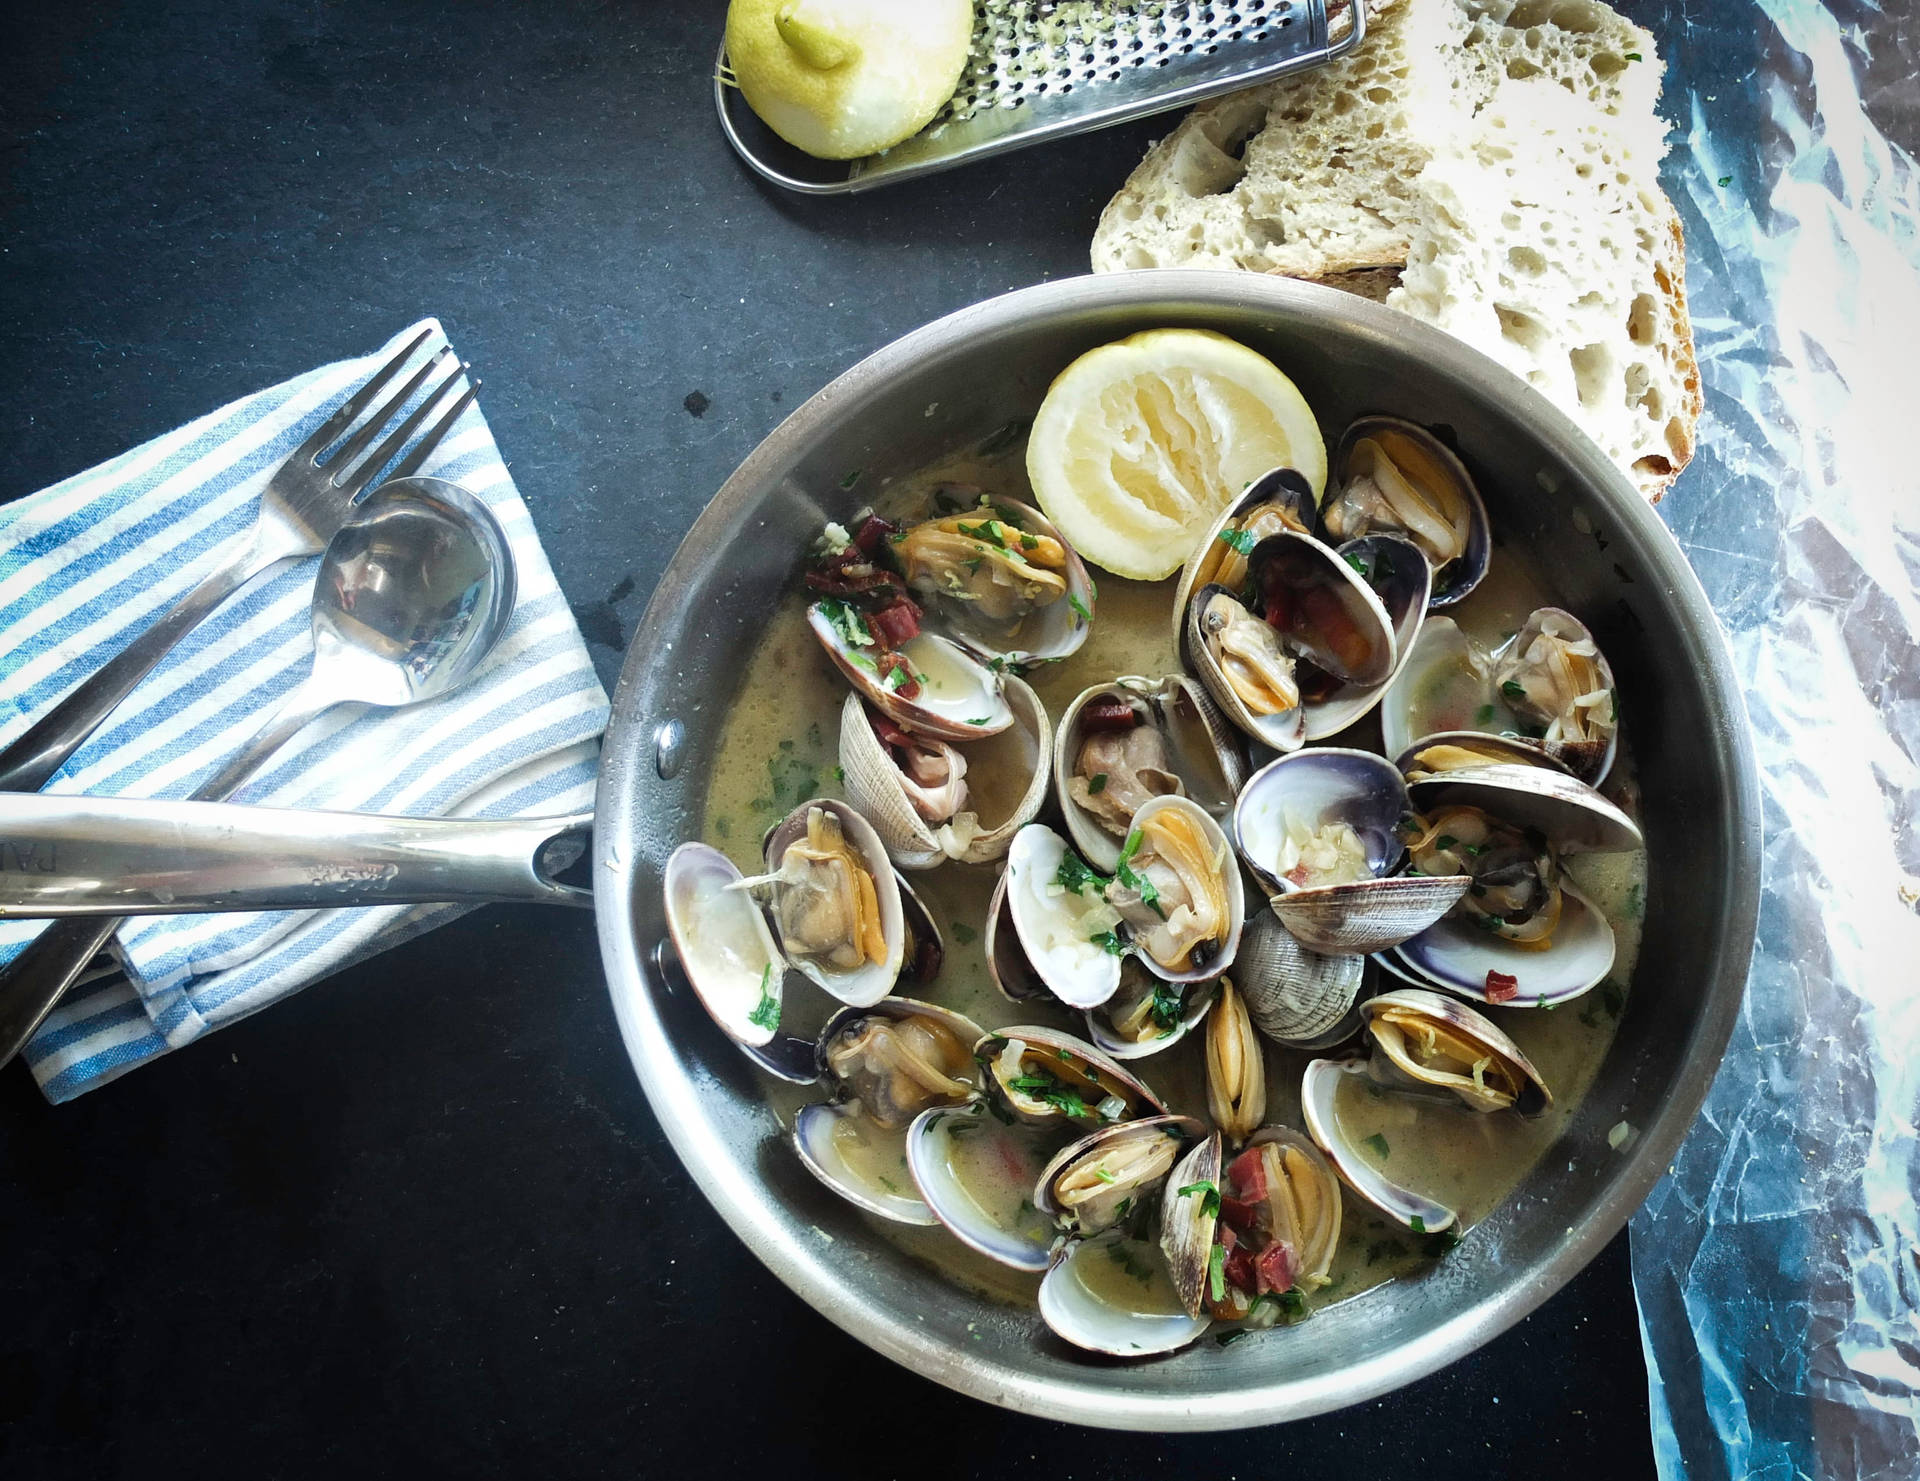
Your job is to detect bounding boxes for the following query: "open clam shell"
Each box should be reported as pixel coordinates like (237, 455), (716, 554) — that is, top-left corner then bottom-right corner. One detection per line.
(1158, 1131), (1224, 1319)
(904, 1101), (1059, 1268)
(662, 841), (787, 1050)
(1038, 1233), (1213, 1357)
(1306, 533), (1430, 739)
(898, 496), (1097, 669)
(809, 605), (1014, 742)
(1300, 1058), (1457, 1235)
(793, 997), (988, 1226)
(1182, 530), (1399, 754)
(1111, 794), (1245, 985)
(1233, 910), (1368, 1049)
(1035, 1114), (1204, 1237)
(1363, 989), (1552, 1117)
(752, 799), (905, 1008)
(1490, 607), (1619, 785)
(1168, 467), (1321, 651)
(1054, 674), (1248, 873)
(1325, 416), (1491, 608)
(1002, 824), (1125, 1009)
(1082, 961), (1218, 1060)
(985, 868), (1050, 1003)
(1404, 763), (1643, 854)
(838, 678), (1052, 870)
(977, 1025), (1168, 1128)
(1233, 749), (1471, 955)
(1383, 880), (1616, 1007)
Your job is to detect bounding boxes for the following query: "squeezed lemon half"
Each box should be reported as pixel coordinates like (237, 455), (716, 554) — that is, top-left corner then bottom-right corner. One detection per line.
(1025, 329), (1328, 582)
(725, 0), (976, 161)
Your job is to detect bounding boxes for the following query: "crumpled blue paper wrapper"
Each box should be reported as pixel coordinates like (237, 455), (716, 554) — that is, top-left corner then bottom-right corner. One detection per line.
(1635, 1), (1920, 1476)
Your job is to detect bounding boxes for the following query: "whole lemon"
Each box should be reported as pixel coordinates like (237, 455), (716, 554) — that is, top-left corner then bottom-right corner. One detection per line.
(725, 0), (976, 160)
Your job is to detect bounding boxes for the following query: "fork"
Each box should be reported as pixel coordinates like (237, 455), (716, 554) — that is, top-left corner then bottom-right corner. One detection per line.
(0, 327), (480, 792)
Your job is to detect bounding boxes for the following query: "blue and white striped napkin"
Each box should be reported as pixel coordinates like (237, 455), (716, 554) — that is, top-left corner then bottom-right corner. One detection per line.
(0, 320), (609, 1102)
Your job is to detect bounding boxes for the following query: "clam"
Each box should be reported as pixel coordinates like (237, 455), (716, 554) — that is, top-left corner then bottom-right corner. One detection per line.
(1182, 530), (1399, 753)
(1037, 1232), (1212, 1357)
(909, 1027), (1167, 1269)
(805, 500), (1094, 742)
(1232, 910), (1368, 1049)
(1380, 609), (1620, 785)
(1204, 979), (1266, 1143)
(1323, 416), (1491, 606)
(1306, 532), (1431, 738)
(1489, 608), (1619, 784)
(1232, 749), (1471, 955)
(1035, 1114), (1204, 1238)
(1083, 960), (1218, 1060)
(1362, 989), (1552, 1117)
(792, 997), (986, 1226)
(1054, 674), (1248, 872)
(998, 800), (1243, 1012)
(1169, 466), (1321, 646)
(837, 678), (1052, 869)
(661, 799), (904, 1069)
(1394, 731), (1578, 781)
(1300, 1058), (1456, 1234)
(977, 1025), (1167, 1128)
(1381, 879), (1616, 1007)
(1160, 1127), (1342, 1322)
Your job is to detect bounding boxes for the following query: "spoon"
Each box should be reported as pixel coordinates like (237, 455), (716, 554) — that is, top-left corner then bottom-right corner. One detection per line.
(0, 476), (517, 1067)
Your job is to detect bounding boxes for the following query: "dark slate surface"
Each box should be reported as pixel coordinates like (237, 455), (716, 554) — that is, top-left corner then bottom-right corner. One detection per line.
(1, 2), (1657, 1475)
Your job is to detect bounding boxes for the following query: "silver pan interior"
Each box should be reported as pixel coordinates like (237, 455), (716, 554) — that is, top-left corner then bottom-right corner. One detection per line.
(594, 272), (1761, 1430)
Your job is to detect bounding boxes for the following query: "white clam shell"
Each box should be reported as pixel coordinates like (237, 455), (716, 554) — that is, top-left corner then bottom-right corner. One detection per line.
(758, 798), (905, 1008)
(662, 841), (785, 1049)
(1038, 1235), (1212, 1356)
(1003, 824), (1124, 1009)
(1120, 794), (1246, 985)
(1383, 882), (1616, 1007)
(1234, 748), (1468, 955)
(904, 1102), (1057, 1270)
(1378, 617), (1492, 764)
(1158, 1131), (1223, 1319)
(1301, 1057), (1457, 1235)
(1362, 988), (1551, 1117)
(809, 605), (1013, 742)
(976, 1024), (1169, 1126)
(915, 496), (1098, 669)
(793, 1101), (939, 1226)
(837, 678), (1053, 870)
(1404, 763), (1643, 855)
(1034, 1114), (1205, 1227)
(1305, 533), (1429, 740)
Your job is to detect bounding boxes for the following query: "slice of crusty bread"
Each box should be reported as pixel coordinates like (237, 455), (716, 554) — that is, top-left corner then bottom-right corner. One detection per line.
(1090, 0), (1699, 497)
(1390, 74), (1700, 489)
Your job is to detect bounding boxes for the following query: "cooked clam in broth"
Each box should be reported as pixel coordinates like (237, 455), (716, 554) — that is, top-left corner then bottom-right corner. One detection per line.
(692, 406), (1648, 1357)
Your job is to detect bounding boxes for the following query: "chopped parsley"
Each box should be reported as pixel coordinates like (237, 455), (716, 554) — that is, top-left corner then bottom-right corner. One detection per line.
(1717, 173), (1733, 187)
(1364, 1133), (1390, 1160)
(746, 965), (780, 1031)
(950, 923), (978, 946)
(839, 469), (862, 490)
(1148, 980), (1184, 1032)
(1501, 679), (1528, 701)
(1067, 593), (1093, 624)
(1218, 526), (1257, 555)
(817, 598), (873, 648)
(1410, 1214), (1427, 1234)
(1021, 534), (1039, 551)
(1625, 50), (1643, 61)
(1435, 835), (1458, 851)
(1087, 772), (1109, 795)
(964, 716), (990, 726)
(1095, 1167), (1118, 1184)
(1207, 1241), (1228, 1304)
(1177, 1180), (1222, 1219)
(1113, 828), (1164, 918)
(1344, 552), (1371, 578)
(1089, 930), (1129, 956)
(956, 519), (1007, 549)
(1475, 704), (1497, 725)
(1216, 1327), (1255, 1348)
(1054, 850), (1107, 897)
(1106, 1242), (1155, 1284)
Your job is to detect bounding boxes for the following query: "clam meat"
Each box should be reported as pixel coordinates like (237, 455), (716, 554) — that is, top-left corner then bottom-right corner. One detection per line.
(1491, 608), (1619, 770)
(1402, 806), (1563, 946)
(1200, 591), (1301, 718)
(747, 805), (889, 973)
(1324, 432), (1471, 567)
(866, 710), (969, 824)
(1069, 706), (1184, 836)
(823, 1010), (977, 1129)
(1104, 801), (1234, 978)
(1204, 979), (1266, 1143)
(1211, 1134), (1342, 1316)
(899, 510), (1070, 627)
(1365, 990), (1552, 1117)
(1041, 1117), (1195, 1238)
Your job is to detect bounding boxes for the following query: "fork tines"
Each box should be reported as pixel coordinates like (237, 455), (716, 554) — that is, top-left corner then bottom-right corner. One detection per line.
(302, 331), (479, 499)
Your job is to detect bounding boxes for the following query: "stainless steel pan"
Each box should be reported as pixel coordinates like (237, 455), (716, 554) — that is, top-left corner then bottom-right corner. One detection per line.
(613, 273), (1759, 1427)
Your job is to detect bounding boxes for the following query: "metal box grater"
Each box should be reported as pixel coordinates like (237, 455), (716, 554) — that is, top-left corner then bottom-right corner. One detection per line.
(714, 0), (1365, 195)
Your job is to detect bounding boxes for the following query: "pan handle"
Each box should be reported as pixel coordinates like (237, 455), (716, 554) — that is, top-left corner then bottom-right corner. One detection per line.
(0, 794), (595, 917)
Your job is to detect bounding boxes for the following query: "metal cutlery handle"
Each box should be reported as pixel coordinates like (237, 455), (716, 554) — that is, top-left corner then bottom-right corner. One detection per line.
(0, 795), (593, 918)
(0, 544), (271, 793)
